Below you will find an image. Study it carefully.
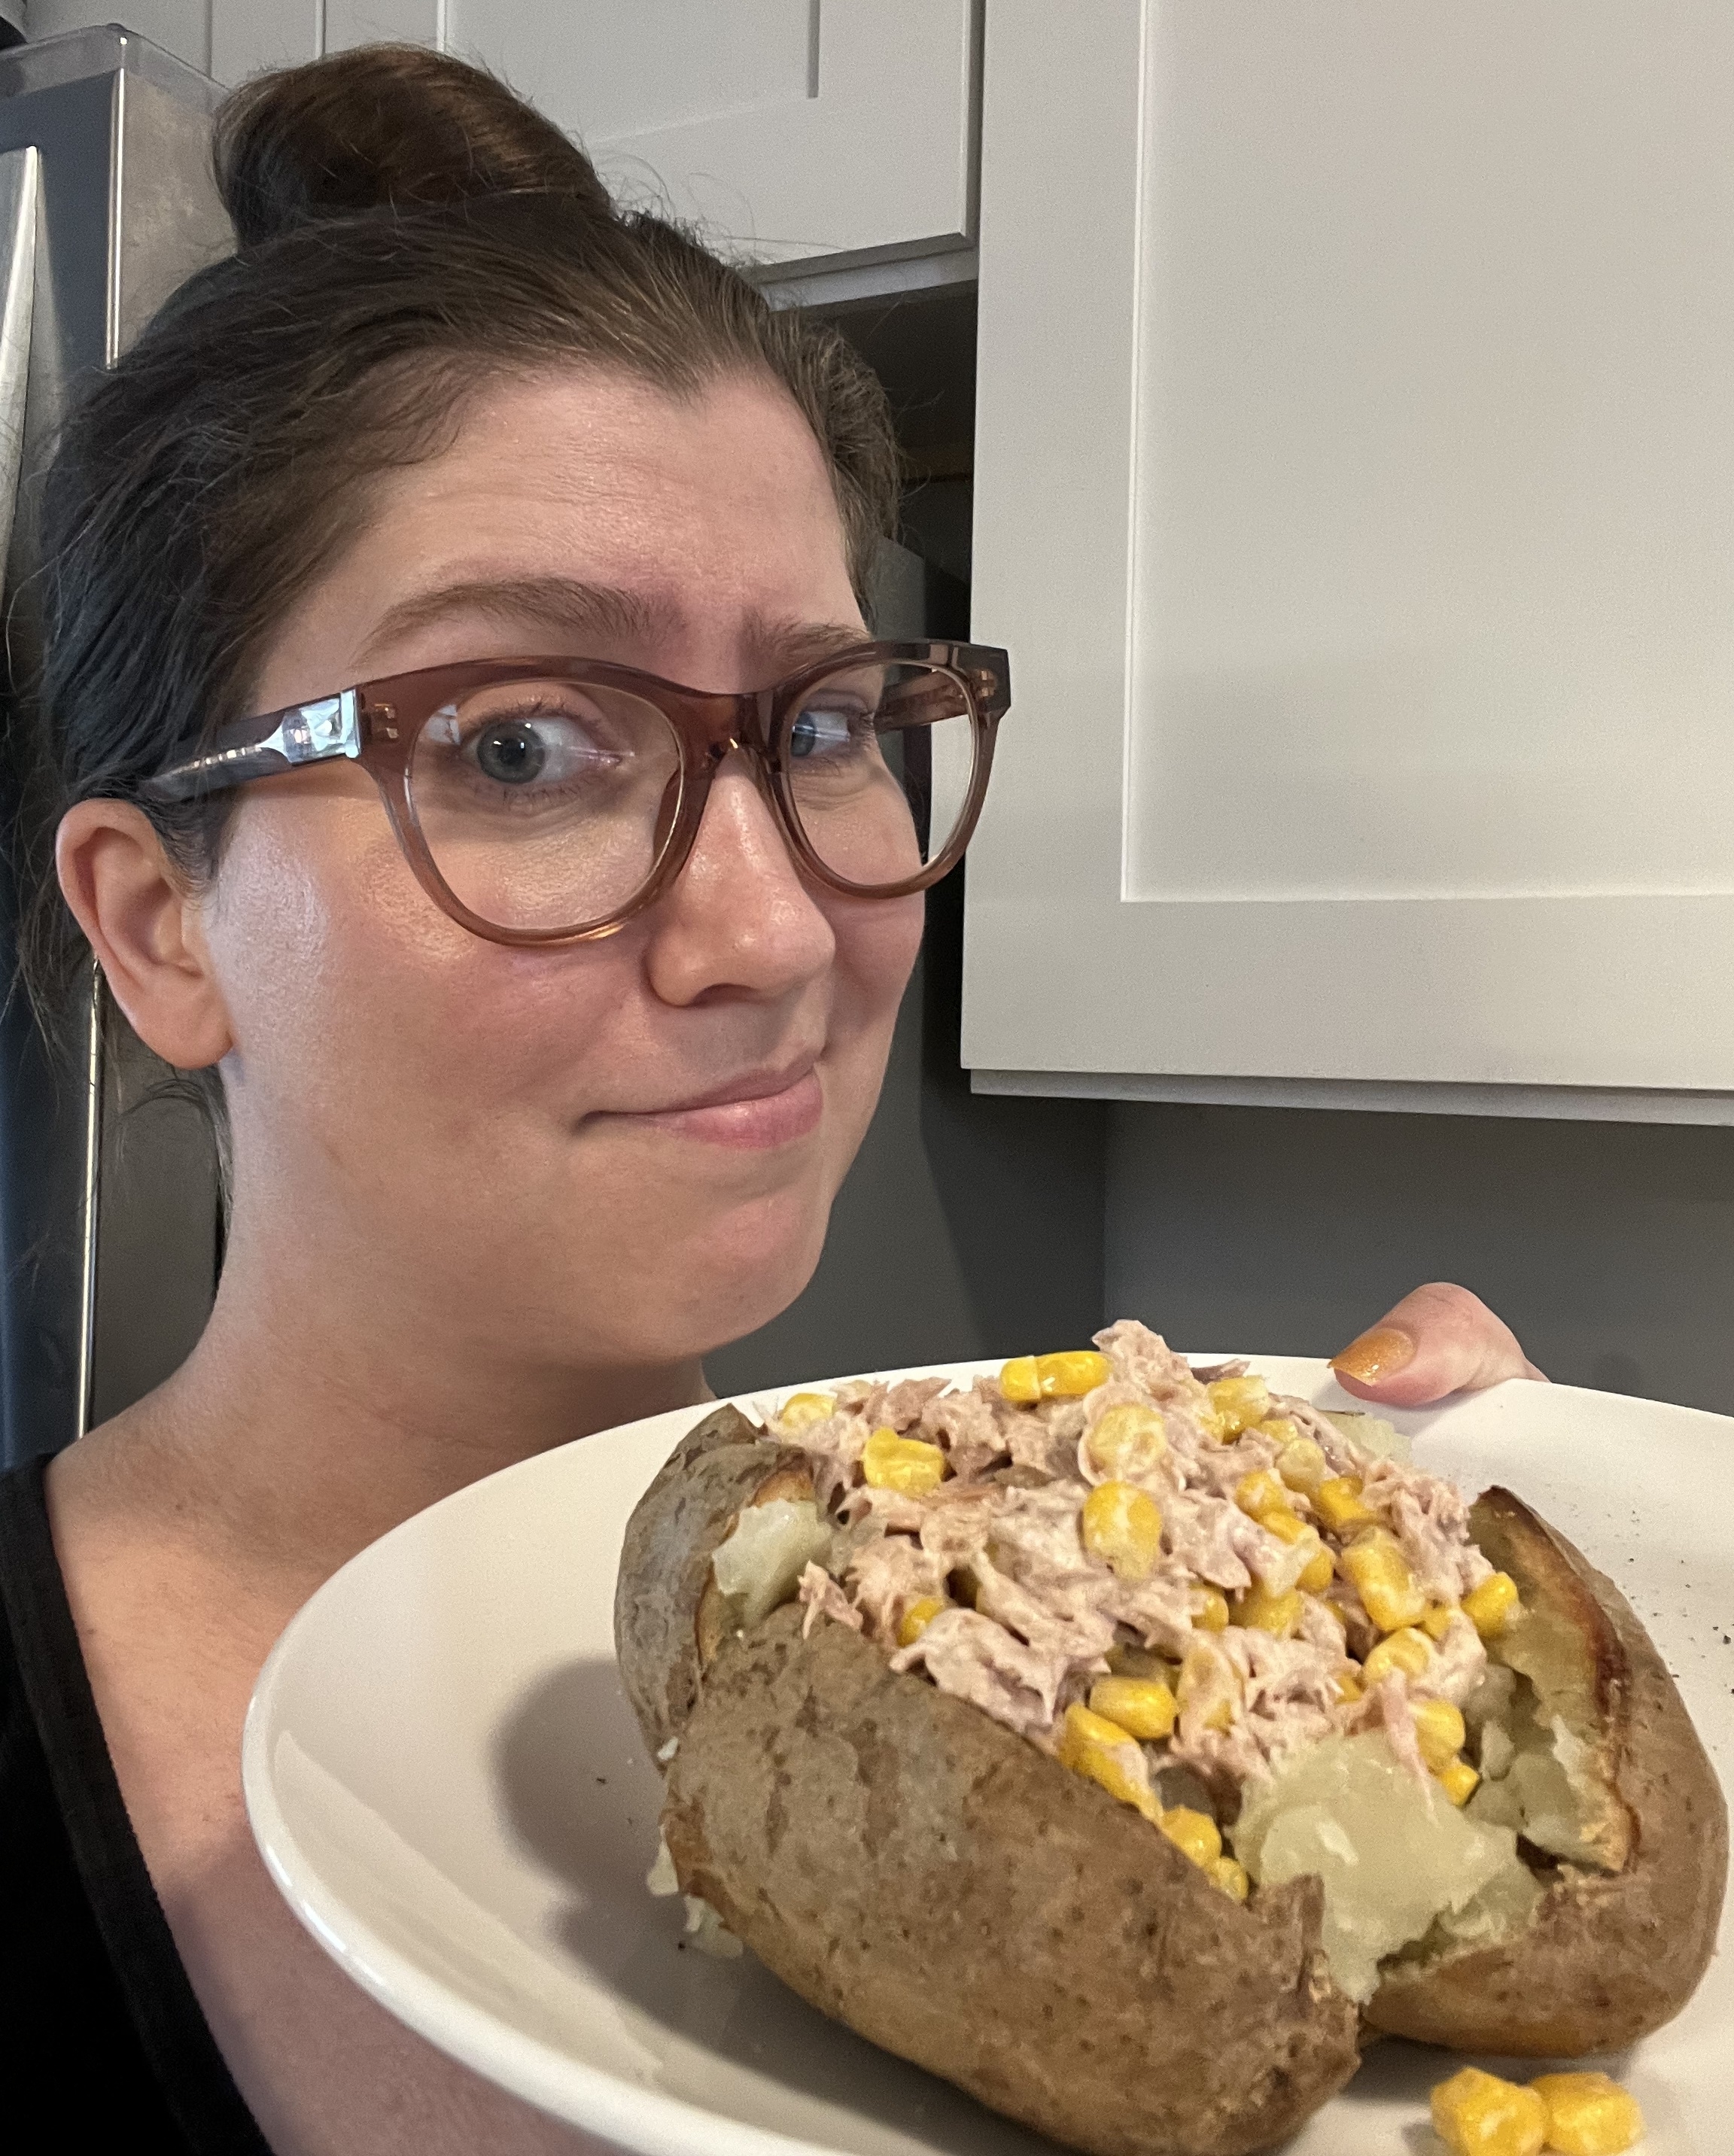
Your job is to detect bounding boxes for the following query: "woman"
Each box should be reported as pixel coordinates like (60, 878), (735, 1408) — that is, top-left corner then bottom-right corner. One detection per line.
(0, 44), (1538, 2156)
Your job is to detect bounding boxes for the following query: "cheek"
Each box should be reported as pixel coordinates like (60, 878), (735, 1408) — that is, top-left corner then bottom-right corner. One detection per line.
(832, 889), (924, 1013)
(822, 890), (924, 1108)
(201, 793), (623, 1159)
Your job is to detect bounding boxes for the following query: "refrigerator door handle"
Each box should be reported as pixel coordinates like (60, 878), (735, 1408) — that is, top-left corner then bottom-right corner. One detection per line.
(0, 141), (36, 600)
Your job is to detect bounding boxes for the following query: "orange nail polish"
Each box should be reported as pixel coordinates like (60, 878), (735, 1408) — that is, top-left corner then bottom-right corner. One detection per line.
(1331, 1326), (1416, 1384)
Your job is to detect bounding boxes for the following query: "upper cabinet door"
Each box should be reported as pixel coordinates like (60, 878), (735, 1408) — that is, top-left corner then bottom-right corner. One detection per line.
(966, 0), (1734, 1118)
(449, 0), (979, 266)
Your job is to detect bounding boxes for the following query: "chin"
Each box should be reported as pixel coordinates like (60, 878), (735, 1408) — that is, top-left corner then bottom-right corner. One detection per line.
(660, 1186), (833, 1357)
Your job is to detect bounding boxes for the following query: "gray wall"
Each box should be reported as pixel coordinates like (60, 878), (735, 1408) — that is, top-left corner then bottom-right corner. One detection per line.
(720, 1078), (1734, 1414)
(1104, 1102), (1734, 1412)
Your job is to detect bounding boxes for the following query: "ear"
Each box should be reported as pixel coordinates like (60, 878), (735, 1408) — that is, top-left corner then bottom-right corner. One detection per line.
(55, 801), (234, 1070)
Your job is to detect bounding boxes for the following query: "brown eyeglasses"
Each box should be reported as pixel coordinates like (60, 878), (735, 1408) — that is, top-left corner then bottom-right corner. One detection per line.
(141, 640), (1011, 946)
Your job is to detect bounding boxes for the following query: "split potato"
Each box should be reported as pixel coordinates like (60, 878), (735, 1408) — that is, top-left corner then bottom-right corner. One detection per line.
(613, 1396), (1726, 2156)
(1365, 1485), (1726, 2054)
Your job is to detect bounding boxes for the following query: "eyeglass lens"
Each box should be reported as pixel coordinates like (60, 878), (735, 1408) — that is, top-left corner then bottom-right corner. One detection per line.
(404, 660), (978, 933)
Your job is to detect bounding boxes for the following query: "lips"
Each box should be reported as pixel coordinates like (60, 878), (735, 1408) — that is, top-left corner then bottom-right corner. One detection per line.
(606, 1062), (825, 1150)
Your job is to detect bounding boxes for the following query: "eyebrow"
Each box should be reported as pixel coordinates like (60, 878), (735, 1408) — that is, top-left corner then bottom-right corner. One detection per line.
(359, 575), (671, 662)
(357, 574), (869, 683)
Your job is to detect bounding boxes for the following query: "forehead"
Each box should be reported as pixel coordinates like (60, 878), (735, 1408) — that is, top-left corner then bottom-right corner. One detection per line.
(382, 366), (850, 604)
(255, 365), (862, 707)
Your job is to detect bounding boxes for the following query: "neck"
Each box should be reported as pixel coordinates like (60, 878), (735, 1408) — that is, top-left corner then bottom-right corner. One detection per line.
(56, 1193), (710, 1598)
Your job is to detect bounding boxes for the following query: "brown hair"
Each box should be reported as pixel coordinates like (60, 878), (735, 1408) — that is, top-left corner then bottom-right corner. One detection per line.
(20, 42), (899, 1024)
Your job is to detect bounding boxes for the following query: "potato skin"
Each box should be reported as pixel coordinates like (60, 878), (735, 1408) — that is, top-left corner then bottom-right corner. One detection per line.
(1367, 1486), (1729, 2054)
(622, 1425), (1726, 2143)
(663, 1605), (1361, 2156)
(613, 1405), (813, 1761)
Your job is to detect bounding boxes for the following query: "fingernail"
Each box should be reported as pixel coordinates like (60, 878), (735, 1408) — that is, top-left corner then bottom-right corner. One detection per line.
(1331, 1326), (1416, 1384)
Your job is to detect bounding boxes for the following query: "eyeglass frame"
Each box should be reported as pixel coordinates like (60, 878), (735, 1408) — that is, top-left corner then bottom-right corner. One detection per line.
(139, 638), (1012, 947)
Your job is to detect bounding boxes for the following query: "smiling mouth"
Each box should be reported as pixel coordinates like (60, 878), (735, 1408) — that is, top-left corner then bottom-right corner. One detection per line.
(607, 1063), (825, 1150)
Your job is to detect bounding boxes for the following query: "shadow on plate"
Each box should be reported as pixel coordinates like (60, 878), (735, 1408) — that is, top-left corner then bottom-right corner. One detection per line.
(494, 1657), (1063, 2155)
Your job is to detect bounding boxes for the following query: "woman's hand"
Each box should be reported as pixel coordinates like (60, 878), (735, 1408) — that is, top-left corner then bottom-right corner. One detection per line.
(1330, 1282), (1544, 1408)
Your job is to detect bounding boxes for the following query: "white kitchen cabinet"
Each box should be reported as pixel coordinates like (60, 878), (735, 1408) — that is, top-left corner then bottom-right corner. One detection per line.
(208, 0), (317, 81)
(965, 0), (1734, 1123)
(166, 0), (976, 269)
(446, 0), (977, 266)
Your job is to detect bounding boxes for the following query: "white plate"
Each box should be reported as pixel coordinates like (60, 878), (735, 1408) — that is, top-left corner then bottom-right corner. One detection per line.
(243, 1361), (1732, 2156)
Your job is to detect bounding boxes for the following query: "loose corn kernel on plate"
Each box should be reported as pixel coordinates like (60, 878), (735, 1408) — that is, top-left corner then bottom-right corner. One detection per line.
(244, 1360), (1730, 2156)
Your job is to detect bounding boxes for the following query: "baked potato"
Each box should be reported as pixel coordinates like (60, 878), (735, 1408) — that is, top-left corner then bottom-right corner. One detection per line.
(613, 1327), (1726, 2156)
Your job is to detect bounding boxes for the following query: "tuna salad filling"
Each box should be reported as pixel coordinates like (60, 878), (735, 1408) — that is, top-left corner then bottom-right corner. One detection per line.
(701, 1321), (1605, 2002)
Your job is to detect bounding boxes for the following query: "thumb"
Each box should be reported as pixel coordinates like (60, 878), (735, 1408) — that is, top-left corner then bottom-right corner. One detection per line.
(1330, 1282), (1544, 1409)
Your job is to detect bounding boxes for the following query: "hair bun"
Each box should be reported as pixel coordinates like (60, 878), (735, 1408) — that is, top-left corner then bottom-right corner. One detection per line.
(215, 44), (615, 250)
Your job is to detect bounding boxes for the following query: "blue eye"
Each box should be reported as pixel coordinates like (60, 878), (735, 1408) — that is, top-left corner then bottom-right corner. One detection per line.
(462, 712), (618, 789)
(474, 720), (547, 784)
(789, 704), (860, 759)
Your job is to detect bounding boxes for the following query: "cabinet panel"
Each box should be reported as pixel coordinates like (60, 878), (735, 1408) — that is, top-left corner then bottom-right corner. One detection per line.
(151, 1), (975, 266)
(449, 0), (978, 265)
(965, 0), (1734, 1113)
(325, 0), (440, 48)
(211, 0), (319, 81)
(465, 1), (815, 142)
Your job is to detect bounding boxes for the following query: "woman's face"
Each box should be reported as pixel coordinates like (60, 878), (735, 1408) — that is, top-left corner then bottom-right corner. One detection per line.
(201, 368), (922, 1370)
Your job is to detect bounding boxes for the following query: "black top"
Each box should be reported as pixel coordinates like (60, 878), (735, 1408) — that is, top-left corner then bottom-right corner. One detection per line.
(0, 1458), (272, 2151)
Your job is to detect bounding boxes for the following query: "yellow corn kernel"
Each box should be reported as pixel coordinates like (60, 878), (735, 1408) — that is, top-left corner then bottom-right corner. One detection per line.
(1258, 1507), (1310, 1546)
(1085, 1400), (1168, 1479)
(1233, 1583), (1303, 1637)
(1255, 1412), (1299, 1446)
(1529, 2072), (1645, 2156)
(1235, 1469), (1289, 1519)
(1421, 1601), (1462, 1641)
(1314, 1475), (1379, 1534)
(1274, 1435), (1328, 1494)
(1189, 1583), (1231, 1632)
(1060, 1703), (1132, 1750)
(896, 1595), (946, 1647)
(999, 1355), (1041, 1403)
(1464, 1570), (1523, 1639)
(861, 1426), (948, 1497)
(1332, 1665), (1364, 1704)
(1436, 1758), (1480, 1807)
(1054, 1701), (1159, 1821)
(1431, 2068), (1547, 2156)
(1361, 1625), (1434, 1686)
(775, 1390), (836, 1431)
(1178, 1645), (1239, 1730)
(1209, 1854), (1250, 1902)
(1038, 1349), (1111, 1397)
(1080, 1480), (1164, 1580)
(1158, 1805), (1222, 1869)
(1207, 1374), (1271, 1438)
(1088, 1674), (1178, 1741)
(1341, 1528), (1428, 1634)
(1297, 1543), (1336, 1594)
(1412, 1697), (1468, 1774)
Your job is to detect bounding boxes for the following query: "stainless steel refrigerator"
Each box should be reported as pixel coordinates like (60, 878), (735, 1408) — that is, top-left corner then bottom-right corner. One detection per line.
(0, 24), (230, 1470)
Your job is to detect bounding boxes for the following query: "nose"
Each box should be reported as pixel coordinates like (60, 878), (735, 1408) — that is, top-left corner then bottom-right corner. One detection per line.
(641, 747), (835, 1007)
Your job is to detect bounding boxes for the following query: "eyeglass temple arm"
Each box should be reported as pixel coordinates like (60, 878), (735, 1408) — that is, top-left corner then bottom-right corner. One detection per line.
(140, 689), (363, 803)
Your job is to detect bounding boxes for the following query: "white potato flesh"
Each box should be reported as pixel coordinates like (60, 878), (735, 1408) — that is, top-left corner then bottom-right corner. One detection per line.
(710, 1498), (834, 1629)
(1231, 1732), (1527, 2002)
(1469, 1717), (1607, 1866)
(1322, 1409), (1412, 1464)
